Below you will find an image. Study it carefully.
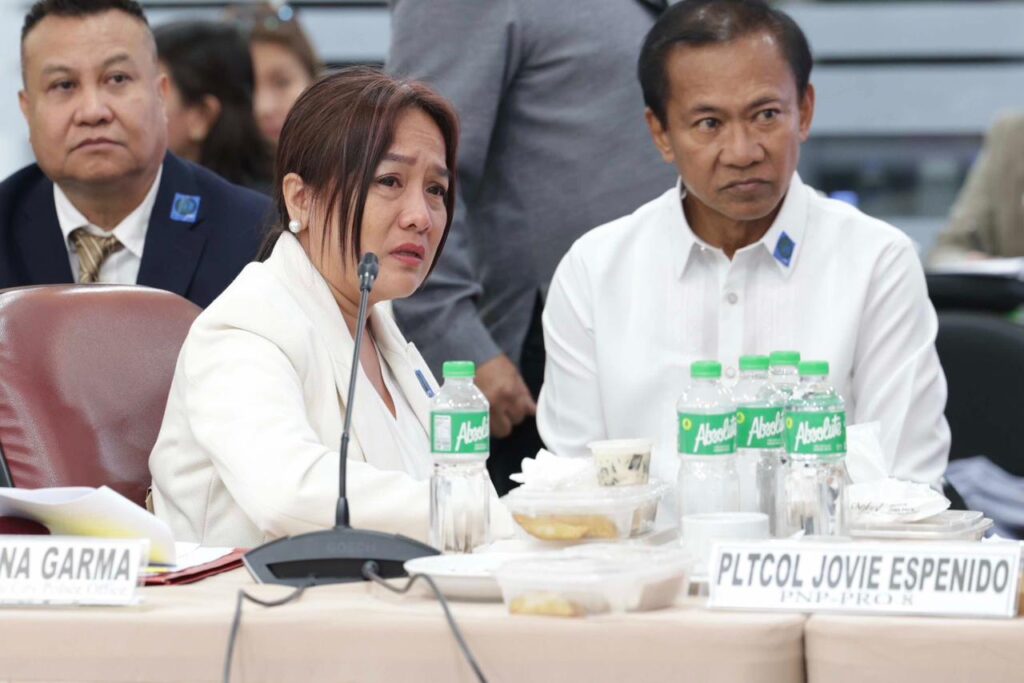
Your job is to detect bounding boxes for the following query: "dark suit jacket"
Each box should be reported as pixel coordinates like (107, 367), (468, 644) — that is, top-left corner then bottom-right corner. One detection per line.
(0, 154), (271, 308)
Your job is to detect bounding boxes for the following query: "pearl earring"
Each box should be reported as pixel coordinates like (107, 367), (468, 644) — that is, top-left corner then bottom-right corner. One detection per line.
(288, 219), (303, 234)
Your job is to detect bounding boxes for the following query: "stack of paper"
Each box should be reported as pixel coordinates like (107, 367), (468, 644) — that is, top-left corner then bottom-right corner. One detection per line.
(0, 486), (176, 564)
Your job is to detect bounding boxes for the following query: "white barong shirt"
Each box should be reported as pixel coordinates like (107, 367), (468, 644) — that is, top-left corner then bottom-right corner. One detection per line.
(538, 174), (950, 497)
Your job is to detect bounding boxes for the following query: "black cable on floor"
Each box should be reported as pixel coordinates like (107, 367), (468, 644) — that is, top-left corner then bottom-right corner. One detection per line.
(223, 583), (309, 683)
(361, 560), (489, 683)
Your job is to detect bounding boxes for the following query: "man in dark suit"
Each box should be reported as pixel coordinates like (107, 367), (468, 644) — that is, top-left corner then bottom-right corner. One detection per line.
(0, 0), (269, 308)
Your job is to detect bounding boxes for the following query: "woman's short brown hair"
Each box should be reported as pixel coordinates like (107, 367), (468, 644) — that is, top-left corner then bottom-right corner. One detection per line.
(257, 67), (460, 276)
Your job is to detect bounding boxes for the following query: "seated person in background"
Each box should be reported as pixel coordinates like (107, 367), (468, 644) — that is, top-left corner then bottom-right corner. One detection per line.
(538, 0), (950, 500)
(929, 113), (1024, 264)
(0, 0), (270, 309)
(155, 20), (273, 194)
(228, 2), (321, 149)
(150, 68), (488, 547)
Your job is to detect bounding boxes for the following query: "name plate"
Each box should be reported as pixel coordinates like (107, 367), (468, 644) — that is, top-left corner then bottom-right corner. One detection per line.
(0, 536), (148, 606)
(709, 540), (1022, 618)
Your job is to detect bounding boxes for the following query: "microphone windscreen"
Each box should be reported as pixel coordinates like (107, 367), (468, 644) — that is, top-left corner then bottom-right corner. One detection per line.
(358, 253), (380, 281)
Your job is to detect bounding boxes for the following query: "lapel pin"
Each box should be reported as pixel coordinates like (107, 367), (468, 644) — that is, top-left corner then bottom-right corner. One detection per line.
(415, 369), (435, 398)
(774, 231), (795, 267)
(170, 193), (201, 223)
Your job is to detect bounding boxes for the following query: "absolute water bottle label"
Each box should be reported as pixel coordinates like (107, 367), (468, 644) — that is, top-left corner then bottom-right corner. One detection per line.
(785, 412), (847, 455)
(736, 407), (785, 449)
(678, 412), (737, 455)
(431, 411), (489, 455)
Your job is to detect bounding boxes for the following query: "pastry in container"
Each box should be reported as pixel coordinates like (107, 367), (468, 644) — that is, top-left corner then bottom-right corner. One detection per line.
(504, 482), (668, 542)
(496, 544), (691, 617)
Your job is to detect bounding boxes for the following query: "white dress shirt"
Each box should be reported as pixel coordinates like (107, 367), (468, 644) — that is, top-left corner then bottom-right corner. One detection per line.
(54, 167), (162, 284)
(538, 174), (950, 500)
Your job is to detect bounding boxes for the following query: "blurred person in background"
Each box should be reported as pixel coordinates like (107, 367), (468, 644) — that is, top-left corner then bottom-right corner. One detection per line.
(387, 0), (677, 494)
(929, 113), (1024, 264)
(156, 20), (273, 193)
(228, 3), (321, 148)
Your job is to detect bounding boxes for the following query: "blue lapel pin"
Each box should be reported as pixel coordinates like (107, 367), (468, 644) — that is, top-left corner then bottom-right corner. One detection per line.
(170, 193), (201, 223)
(415, 369), (435, 398)
(773, 231), (795, 267)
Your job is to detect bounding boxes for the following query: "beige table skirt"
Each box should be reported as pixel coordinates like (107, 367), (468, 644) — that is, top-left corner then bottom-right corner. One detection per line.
(0, 569), (806, 683)
(805, 613), (1024, 683)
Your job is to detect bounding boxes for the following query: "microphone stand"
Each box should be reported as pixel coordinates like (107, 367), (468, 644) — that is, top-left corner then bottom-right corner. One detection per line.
(245, 253), (439, 586)
(335, 253), (376, 528)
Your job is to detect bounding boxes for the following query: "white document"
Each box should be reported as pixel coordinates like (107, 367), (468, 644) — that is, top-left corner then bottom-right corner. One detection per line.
(927, 257), (1024, 279)
(146, 542), (233, 573)
(0, 486), (176, 564)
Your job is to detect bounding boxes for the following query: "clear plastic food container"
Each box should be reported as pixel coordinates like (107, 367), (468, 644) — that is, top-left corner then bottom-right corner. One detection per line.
(504, 482), (668, 542)
(848, 510), (993, 541)
(495, 545), (691, 617)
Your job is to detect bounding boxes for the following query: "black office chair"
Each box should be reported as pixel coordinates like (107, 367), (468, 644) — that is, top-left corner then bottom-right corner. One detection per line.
(935, 311), (1024, 477)
(926, 274), (1024, 314)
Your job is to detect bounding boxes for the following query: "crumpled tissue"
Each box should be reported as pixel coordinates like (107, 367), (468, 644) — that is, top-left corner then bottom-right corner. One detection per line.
(845, 421), (888, 484)
(842, 421), (951, 525)
(509, 449), (597, 491)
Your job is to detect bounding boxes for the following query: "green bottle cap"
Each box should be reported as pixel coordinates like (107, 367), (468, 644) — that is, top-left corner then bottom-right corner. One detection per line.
(799, 360), (829, 377)
(690, 360), (722, 379)
(739, 355), (769, 372)
(769, 351), (801, 367)
(442, 361), (476, 378)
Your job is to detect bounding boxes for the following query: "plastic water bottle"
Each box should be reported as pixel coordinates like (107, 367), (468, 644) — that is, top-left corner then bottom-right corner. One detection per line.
(768, 350), (800, 531)
(429, 361), (490, 553)
(781, 361), (850, 537)
(768, 350), (801, 398)
(733, 355), (786, 534)
(676, 361), (739, 517)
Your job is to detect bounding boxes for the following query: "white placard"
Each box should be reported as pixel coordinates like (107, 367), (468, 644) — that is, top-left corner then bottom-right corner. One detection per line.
(0, 536), (148, 606)
(709, 540), (1022, 618)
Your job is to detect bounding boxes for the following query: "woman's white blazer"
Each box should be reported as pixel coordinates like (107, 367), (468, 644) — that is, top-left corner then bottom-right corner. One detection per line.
(150, 233), (445, 547)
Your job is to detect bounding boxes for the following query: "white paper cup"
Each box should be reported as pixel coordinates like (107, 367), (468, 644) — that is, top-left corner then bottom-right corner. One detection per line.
(681, 512), (769, 577)
(586, 438), (652, 486)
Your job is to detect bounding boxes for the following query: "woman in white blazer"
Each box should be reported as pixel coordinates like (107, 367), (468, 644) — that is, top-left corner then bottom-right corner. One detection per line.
(150, 68), (497, 548)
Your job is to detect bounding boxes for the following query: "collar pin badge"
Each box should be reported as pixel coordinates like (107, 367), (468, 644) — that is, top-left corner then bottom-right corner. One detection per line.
(415, 369), (436, 398)
(170, 193), (201, 223)
(773, 231), (795, 267)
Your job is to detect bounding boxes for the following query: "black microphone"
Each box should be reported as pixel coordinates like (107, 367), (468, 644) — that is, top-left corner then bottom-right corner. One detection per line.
(244, 252), (439, 586)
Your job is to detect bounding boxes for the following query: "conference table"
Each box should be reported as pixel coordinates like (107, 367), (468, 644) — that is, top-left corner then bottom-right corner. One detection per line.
(0, 568), (805, 683)
(0, 567), (1020, 683)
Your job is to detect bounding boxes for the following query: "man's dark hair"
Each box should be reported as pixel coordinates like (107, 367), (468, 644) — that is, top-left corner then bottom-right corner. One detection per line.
(22, 0), (149, 42)
(638, 0), (812, 125)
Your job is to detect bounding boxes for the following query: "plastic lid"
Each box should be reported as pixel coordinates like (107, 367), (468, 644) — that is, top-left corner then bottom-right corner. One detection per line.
(496, 545), (690, 588)
(848, 516), (992, 541)
(739, 355), (769, 372)
(690, 361), (722, 379)
(769, 351), (801, 367)
(442, 360), (476, 378)
(798, 360), (829, 377)
(849, 510), (983, 533)
(504, 481), (668, 515)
